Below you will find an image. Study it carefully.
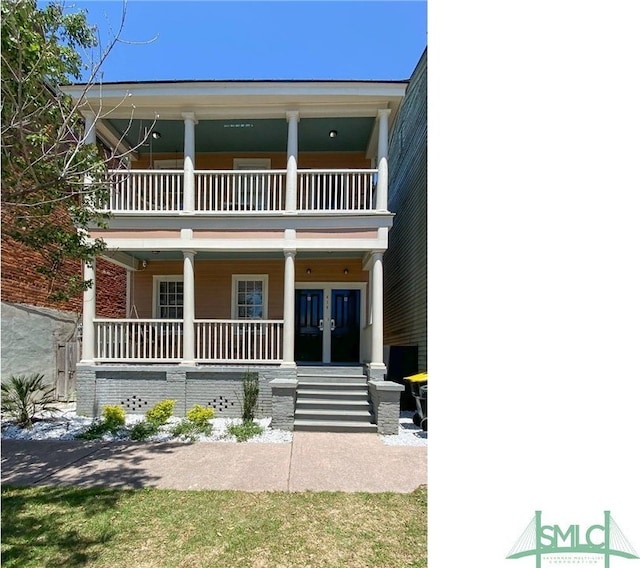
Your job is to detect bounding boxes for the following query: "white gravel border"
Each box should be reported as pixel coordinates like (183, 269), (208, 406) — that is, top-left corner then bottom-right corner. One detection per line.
(1, 404), (426, 446)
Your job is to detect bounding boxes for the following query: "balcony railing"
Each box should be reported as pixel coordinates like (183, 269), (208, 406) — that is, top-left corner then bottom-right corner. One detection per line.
(94, 318), (283, 363)
(103, 169), (377, 213)
(195, 170), (286, 211)
(107, 170), (184, 212)
(297, 169), (376, 211)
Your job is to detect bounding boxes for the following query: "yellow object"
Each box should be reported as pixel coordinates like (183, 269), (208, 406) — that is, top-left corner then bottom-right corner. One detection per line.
(405, 372), (428, 382)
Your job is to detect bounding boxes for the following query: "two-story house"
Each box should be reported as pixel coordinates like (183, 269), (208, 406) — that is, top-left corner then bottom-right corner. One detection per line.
(65, 79), (407, 432)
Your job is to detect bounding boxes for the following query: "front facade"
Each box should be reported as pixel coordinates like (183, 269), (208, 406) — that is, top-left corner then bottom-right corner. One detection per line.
(67, 79), (407, 431)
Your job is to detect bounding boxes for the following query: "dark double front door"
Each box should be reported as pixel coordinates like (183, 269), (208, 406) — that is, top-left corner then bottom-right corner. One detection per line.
(294, 288), (361, 364)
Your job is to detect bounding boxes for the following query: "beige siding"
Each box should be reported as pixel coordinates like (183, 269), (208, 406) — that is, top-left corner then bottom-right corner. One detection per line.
(384, 49), (427, 371)
(297, 229), (377, 239)
(132, 152), (368, 170)
(130, 257), (367, 319)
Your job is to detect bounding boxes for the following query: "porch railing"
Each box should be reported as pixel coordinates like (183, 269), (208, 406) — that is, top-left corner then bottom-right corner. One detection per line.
(95, 319), (183, 362)
(94, 318), (283, 363)
(103, 169), (376, 213)
(195, 320), (283, 363)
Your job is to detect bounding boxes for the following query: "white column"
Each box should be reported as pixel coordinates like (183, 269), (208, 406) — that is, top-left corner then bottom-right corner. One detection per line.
(81, 259), (96, 363)
(182, 112), (197, 213)
(181, 250), (196, 365)
(282, 249), (296, 366)
(80, 112), (97, 363)
(82, 111), (98, 208)
(376, 109), (391, 211)
(285, 111), (299, 213)
(83, 111), (97, 145)
(370, 251), (385, 368)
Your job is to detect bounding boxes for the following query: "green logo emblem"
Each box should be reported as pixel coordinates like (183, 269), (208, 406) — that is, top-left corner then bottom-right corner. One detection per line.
(507, 511), (639, 567)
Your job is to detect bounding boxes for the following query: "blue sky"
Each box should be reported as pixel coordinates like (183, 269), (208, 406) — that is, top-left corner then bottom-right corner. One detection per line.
(68, 1), (426, 82)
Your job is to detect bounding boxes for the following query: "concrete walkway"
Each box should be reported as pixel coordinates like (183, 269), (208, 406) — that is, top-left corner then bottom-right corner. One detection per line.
(1, 433), (427, 493)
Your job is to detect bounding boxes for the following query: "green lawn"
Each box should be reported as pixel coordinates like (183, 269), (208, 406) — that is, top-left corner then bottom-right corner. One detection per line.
(1, 485), (427, 568)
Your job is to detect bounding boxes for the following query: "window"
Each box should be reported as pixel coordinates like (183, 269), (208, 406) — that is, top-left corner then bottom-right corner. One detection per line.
(233, 158), (271, 170)
(154, 276), (184, 318)
(232, 275), (268, 319)
(154, 159), (184, 169)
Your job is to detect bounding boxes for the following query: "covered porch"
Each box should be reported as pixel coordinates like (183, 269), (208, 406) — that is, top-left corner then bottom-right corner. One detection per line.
(81, 253), (385, 373)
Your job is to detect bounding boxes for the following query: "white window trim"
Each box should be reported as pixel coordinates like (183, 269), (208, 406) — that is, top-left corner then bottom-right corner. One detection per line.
(231, 274), (269, 319)
(233, 158), (271, 170)
(152, 275), (184, 319)
(154, 159), (184, 169)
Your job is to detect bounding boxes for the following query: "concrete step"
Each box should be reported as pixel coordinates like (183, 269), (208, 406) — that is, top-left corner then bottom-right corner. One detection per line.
(294, 419), (377, 433)
(297, 381), (368, 391)
(296, 365), (365, 377)
(295, 408), (374, 422)
(296, 389), (369, 402)
(296, 398), (371, 412)
(297, 375), (367, 384)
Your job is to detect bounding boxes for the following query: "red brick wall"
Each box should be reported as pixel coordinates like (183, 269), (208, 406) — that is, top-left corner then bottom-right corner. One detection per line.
(1, 233), (126, 318)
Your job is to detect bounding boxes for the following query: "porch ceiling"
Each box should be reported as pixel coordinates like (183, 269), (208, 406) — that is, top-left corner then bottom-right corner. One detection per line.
(104, 117), (375, 155)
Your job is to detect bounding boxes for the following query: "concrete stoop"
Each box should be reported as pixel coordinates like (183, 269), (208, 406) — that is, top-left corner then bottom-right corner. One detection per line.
(294, 368), (376, 433)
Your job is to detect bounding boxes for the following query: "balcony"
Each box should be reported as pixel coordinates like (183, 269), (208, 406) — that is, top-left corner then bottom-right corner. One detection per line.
(102, 168), (378, 214)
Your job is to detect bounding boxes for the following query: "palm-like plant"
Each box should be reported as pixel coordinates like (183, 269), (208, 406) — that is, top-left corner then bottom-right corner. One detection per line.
(1, 374), (60, 428)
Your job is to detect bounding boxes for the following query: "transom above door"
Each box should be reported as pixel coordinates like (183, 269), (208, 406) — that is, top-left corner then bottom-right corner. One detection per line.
(294, 284), (364, 364)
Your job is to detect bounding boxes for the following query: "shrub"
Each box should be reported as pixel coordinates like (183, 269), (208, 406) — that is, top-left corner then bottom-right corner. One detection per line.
(102, 405), (125, 429)
(76, 421), (111, 440)
(76, 405), (126, 440)
(145, 399), (176, 426)
(129, 420), (159, 441)
(241, 372), (260, 423)
(186, 404), (214, 427)
(1, 374), (59, 428)
(172, 404), (215, 441)
(227, 420), (263, 442)
(171, 419), (211, 442)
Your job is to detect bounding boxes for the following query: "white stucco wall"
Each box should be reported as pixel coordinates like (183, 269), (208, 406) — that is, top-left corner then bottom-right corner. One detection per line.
(1, 302), (79, 386)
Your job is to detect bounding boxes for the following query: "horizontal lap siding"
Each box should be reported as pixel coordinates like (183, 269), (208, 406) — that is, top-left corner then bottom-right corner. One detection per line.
(132, 152), (368, 170)
(384, 50), (427, 371)
(132, 258), (367, 319)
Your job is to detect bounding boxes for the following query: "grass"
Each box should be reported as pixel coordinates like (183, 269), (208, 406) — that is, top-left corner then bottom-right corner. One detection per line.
(1, 485), (427, 568)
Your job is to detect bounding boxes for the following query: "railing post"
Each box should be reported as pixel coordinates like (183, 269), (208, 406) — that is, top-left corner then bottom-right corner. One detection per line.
(80, 259), (96, 364)
(285, 111), (299, 213)
(181, 250), (196, 365)
(182, 112), (197, 213)
(376, 109), (391, 212)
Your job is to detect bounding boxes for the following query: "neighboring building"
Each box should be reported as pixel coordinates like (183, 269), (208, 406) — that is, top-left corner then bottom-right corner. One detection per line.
(61, 78), (409, 432)
(1, 223), (127, 398)
(384, 49), (427, 372)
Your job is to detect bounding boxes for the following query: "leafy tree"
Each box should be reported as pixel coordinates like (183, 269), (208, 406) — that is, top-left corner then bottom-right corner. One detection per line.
(1, 0), (140, 301)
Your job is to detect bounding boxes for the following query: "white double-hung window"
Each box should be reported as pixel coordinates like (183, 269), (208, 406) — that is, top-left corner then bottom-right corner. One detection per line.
(154, 276), (184, 319)
(232, 275), (268, 319)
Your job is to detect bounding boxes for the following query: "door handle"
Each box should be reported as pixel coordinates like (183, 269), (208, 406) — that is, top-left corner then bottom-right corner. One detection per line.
(318, 319), (324, 331)
(330, 319), (336, 331)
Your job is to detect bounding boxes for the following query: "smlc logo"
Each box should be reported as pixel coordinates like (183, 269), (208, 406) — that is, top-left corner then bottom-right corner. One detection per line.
(507, 511), (639, 567)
